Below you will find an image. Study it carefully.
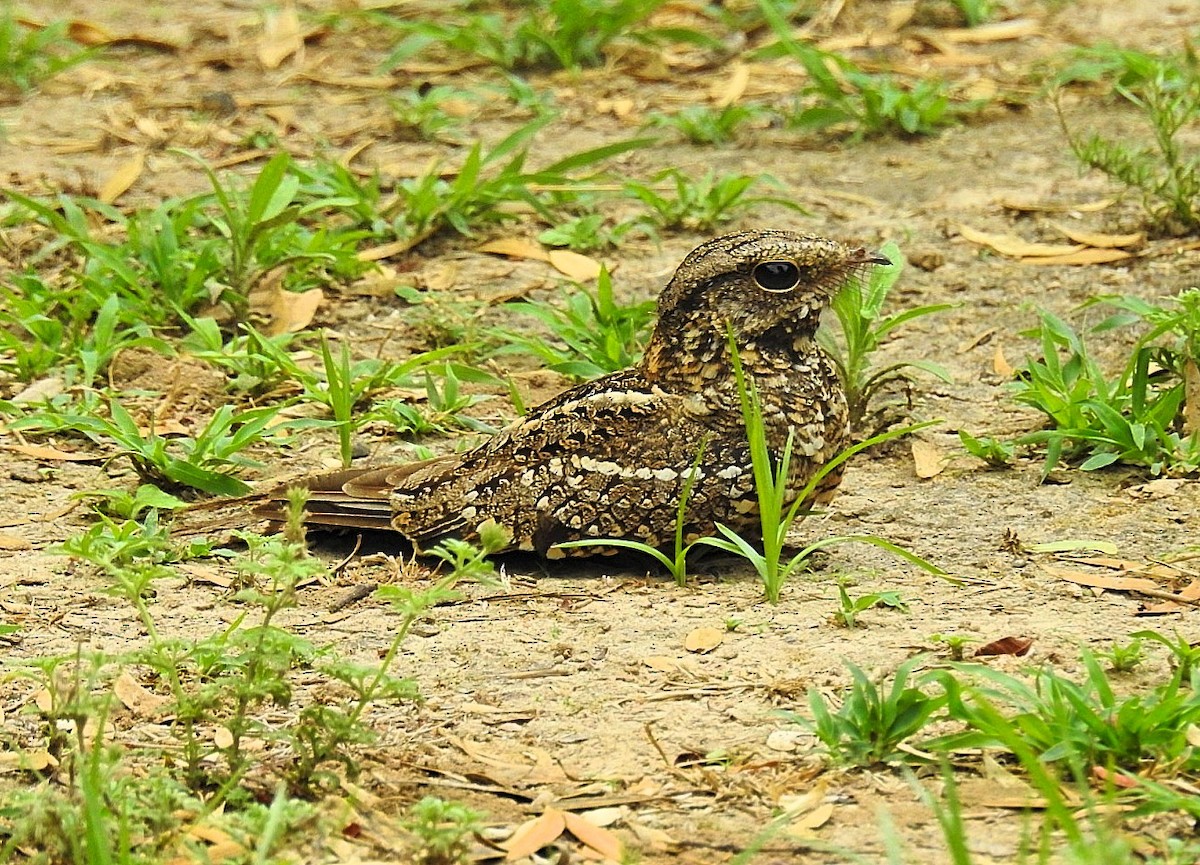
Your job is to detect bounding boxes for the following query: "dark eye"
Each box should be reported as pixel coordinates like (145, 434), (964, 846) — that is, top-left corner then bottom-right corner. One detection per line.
(752, 261), (801, 292)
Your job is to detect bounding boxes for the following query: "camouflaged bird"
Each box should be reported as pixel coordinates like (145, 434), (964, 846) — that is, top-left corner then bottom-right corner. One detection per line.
(261, 230), (889, 557)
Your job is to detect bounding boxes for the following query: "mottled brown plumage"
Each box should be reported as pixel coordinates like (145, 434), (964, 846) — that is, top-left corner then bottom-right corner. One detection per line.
(261, 230), (888, 557)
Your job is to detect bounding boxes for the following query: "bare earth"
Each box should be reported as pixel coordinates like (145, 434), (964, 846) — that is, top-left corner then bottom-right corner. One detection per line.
(2, 0), (1199, 862)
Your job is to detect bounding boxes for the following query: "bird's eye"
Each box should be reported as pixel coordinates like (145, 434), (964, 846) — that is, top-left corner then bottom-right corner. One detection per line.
(752, 260), (801, 292)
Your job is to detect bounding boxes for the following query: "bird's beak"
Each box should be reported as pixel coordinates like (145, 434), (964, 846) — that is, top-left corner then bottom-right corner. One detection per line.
(859, 249), (894, 266)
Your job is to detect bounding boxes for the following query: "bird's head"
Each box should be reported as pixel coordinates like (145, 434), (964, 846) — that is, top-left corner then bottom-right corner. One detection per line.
(643, 230), (890, 379)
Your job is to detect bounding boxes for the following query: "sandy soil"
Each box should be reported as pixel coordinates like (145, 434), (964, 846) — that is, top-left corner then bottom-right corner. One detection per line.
(2, 0), (1199, 862)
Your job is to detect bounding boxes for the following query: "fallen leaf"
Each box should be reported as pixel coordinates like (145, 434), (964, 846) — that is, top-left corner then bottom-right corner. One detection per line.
(564, 810), (623, 861)
(975, 636), (1033, 657)
(643, 655), (680, 672)
(187, 824), (247, 860)
(0, 749), (57, 773)
(213, 726), (234, 749)
(998, 196), (1114, 214)
(785, 802), (834, 837)
(269, 287), (323, 335)
(63, 19), (181, 50)
(1049, 223), (1144, 249)
(939, 18), (1041, 43)
(504, 809), (567, 860)
(0, 532), (31, 551)
(711, 62), (750, 107)
(548, 250), (602, 282)
(959, 224), (1081, 258)
(66, 19), (115, 45)
(257, 2), (302, 68)
(113, 671), (170, 718)
(1020, 248), (1132, 266)
(1140, 580), (1200, 615)
(98, 152), (145, 204)
(993, 344), (1014, 376)
(1187, 724), (1200, 748)
(358, 238), (420, 261)
(911, 439), (945, 478)
(3, 444), (101, 462)
(1027, 539), (1119, 554)
(1043, 565), (1160, 593)
(477, 237), (551, 262)
(684, 626), (723, 653)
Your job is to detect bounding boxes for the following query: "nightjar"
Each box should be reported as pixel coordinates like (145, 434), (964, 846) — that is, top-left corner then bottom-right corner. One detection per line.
(260, 230), (888, 557)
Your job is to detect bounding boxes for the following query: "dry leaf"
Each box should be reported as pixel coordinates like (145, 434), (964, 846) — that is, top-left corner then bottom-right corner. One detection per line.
(257, 2), (302, 68)
(1020, 248), (1132, 266)
(564, 810), (623, 861)
(504, 809), (567, 860)
(975, 636), (1033, 657)
(0, 532), (31, 551)
(1044, 565), (1160, 594)
(998, 196), (1113, 213)
(1140, 580), (1200, 615)
(0, 749), (57, 773)
(3, 444), (101, 462)
(477, 237), (551, 262)
(786, 802), (834, 836)
(98, 152), (145, 204)
(711, 62), (750, 107)
(358, 238), (419, 261)
(1049, 223), (1144, 249)
(959, 225), (1081, 258)
(939, 18), (1040, 43)
(683, 626), (723, 653)
(993, 345), (1014, 377)
(548, 249), (602, 281)
(268, 288), (323, 335)
(213, 726), (234, 749)
(187, 824), (247, 860)
(67, 19), (115, 45)
(911, 439), (945, 478)
(113, 671), (170, 718)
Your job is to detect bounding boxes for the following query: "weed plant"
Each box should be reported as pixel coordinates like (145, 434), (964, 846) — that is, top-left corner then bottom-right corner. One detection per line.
(0, 13), (87, 93)
(1057, 47), (1200, 233)
(13, 399), (284, 496)
(755, 0), (976, 139)
(647, 104), (768, 145)
(623, 169), (803, 233)
(965, 297), (1200, 475)
(496, 268), (656, 379)
(379, 0), (712, 72)
(801, 654), (945, 766)
(380, 116), (653, 244)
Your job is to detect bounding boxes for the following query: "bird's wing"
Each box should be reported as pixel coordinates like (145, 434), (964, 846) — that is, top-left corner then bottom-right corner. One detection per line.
(385, 369), (720, 555)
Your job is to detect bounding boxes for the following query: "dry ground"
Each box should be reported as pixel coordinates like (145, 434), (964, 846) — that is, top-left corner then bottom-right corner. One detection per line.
(2, 0), (1199, 862)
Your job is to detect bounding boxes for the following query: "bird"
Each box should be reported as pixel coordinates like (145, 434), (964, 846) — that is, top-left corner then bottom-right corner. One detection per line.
(255, 230), (889, 558)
